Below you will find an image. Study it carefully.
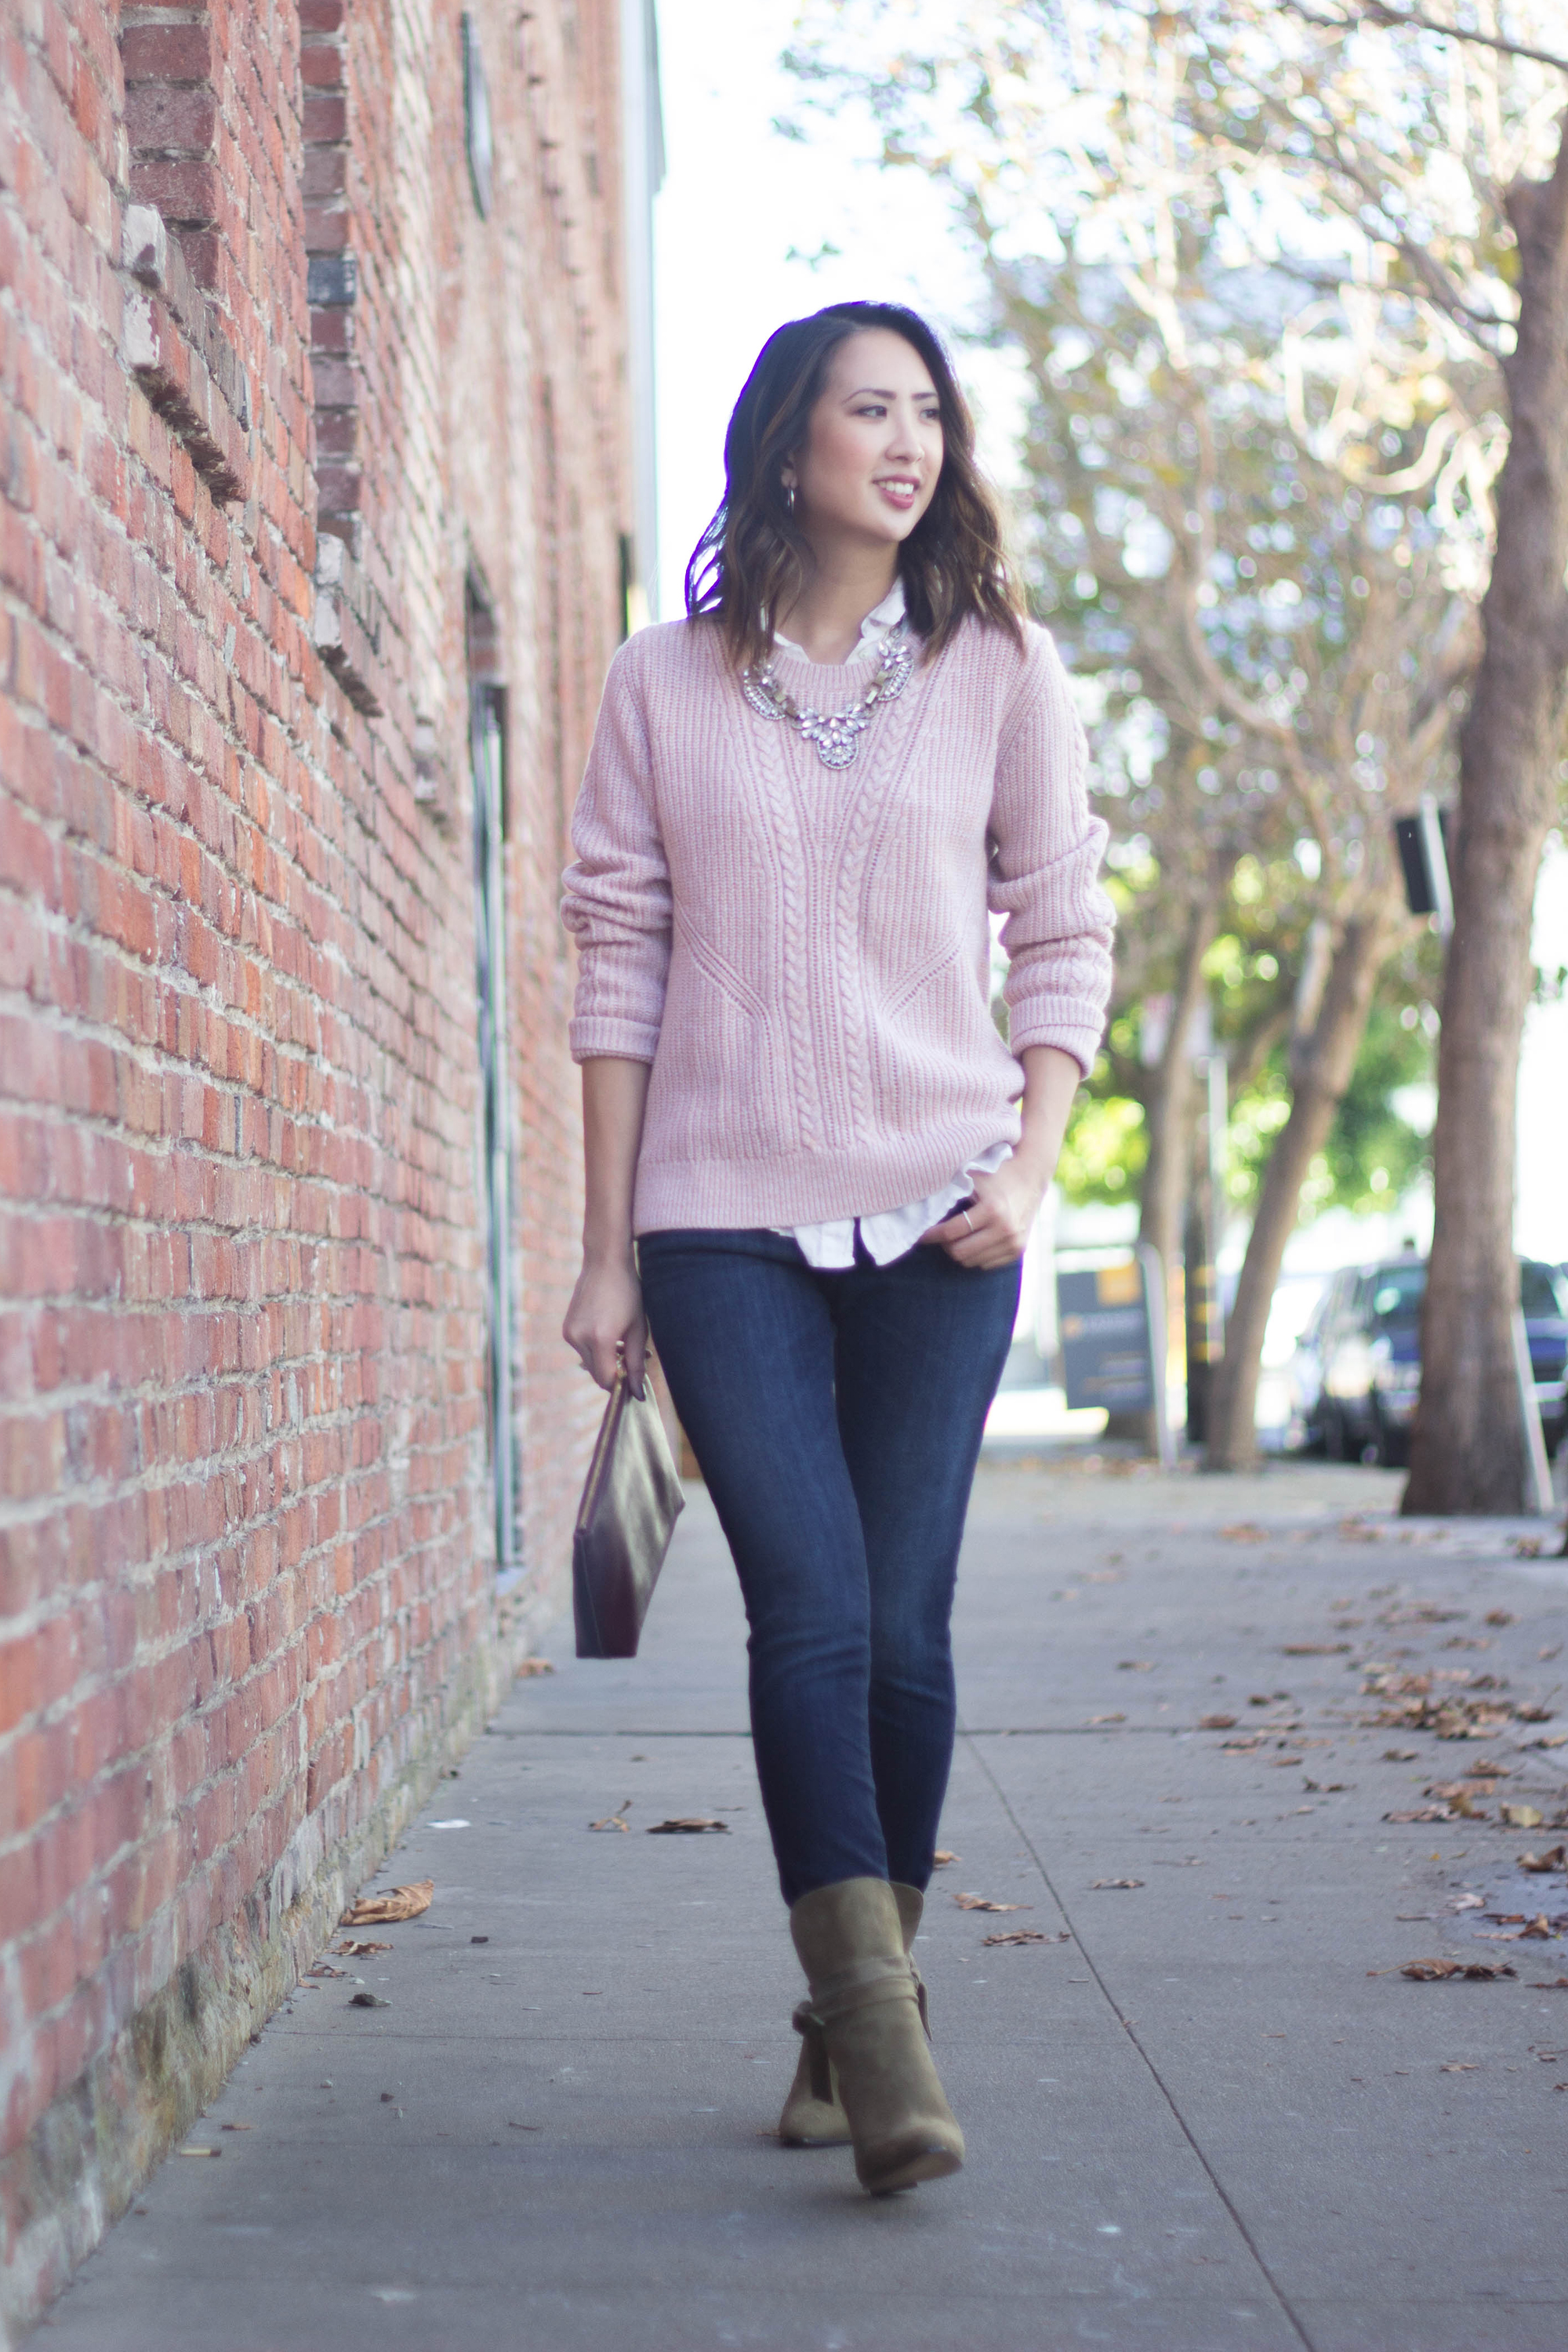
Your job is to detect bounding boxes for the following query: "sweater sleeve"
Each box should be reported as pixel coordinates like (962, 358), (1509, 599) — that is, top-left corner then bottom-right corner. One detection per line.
(988, 626), (1116, 1077)
(561, 638), (673, 1065)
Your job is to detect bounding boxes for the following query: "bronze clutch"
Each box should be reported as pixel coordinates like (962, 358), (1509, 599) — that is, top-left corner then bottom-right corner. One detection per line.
(572, 1362), (685, 1659)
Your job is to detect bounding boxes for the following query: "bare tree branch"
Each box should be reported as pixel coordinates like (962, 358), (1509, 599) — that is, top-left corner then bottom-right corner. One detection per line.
(1275, 0), (1568, 76)
(1265, 128), (1515, 334)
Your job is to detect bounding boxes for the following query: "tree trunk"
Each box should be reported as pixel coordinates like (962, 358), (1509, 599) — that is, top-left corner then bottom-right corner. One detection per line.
(1138, 891), (1220, 1285)
(1206, 915), (1392, 1472)
(1120, 890), (1221, 1446)
(1405, 123), (1568, 1516)
(1184, 1129), (1219, 1443)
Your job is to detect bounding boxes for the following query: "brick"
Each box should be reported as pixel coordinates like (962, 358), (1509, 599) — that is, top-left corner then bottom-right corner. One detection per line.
(301, 93), (347, 144)
(119, 24), (215, 85)
(124, 85), (217, 157)
(128, 155), (220, 228)
(299, 40), (345, 91)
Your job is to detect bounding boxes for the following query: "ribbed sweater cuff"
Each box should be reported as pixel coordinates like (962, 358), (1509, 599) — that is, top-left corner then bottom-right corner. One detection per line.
(1007, 1001), (1109, 1078)
(569, 1017), (661, 1065)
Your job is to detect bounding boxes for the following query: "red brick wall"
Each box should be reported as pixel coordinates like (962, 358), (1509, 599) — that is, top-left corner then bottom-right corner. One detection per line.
(0, 0), (624, 2312)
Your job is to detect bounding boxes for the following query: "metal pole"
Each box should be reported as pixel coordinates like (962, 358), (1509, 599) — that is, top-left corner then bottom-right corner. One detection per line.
(1206, 1052), (1229, 1363)
(1138, 1240), (1177, 1469)
(1512, 1305), (1555, 1516)
(1417, 794), (1454, 938)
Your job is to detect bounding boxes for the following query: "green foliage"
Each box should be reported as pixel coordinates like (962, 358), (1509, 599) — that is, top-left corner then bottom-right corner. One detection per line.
(1321, 993), (1435, 1213)
(1220, 977), (1436, 1218)
(1058, 1087), (1146, 1205)
(1065, 931), (1438, 1221)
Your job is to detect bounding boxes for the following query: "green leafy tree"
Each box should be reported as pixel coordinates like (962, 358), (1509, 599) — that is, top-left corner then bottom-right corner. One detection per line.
(1160, 0), (1568, 1507)
(786, 0), (1474, 1461)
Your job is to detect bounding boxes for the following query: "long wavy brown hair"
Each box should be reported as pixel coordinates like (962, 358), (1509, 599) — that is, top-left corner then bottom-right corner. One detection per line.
(684, 301), (1024, 671)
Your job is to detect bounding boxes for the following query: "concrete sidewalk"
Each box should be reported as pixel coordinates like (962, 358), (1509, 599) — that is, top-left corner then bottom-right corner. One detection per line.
(32, 1461), (1568, 2351)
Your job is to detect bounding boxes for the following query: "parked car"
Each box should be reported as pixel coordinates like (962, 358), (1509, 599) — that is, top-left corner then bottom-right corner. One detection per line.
(1288, 1255), (1568, 1468)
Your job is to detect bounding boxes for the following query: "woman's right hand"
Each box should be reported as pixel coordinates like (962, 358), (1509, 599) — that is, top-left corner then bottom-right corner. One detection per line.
(563, 1250), (648, 1396)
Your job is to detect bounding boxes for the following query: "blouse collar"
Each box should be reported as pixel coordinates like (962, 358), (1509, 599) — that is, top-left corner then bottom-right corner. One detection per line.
(773, 579), (906, 666)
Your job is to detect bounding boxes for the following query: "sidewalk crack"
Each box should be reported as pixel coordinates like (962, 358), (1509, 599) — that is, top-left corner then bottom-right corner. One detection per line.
(962, 1730), (1319, 2352)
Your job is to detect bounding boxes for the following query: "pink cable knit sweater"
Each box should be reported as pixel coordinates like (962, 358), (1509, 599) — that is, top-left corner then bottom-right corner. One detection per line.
(562, 614), (1115, 1235)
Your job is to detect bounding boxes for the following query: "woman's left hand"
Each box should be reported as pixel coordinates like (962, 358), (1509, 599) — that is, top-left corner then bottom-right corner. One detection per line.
(924, 1158), (1048, 1269)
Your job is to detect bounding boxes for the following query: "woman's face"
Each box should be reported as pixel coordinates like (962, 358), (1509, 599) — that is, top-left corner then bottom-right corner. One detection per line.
(784, 329), (944, 552)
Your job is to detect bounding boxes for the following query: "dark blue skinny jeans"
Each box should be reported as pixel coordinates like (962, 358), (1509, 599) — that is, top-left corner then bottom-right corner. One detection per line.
(637, 1227), (1019, 1905)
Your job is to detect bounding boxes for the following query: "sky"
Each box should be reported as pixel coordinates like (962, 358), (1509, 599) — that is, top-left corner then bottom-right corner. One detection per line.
(649, 0), (1568, 1267)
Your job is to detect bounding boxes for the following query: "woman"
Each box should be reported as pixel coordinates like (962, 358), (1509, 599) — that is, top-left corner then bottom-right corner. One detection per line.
(561, 301), (1113, 2196)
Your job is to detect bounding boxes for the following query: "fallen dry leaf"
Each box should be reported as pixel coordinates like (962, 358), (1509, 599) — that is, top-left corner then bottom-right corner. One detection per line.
(1199, 1713), (1238, 1730)
(1439, 2061), (1478, 2072)
(954, 1891), (1027, 1913)
(645, 1817), (729, 1834)
(1425, 1786), (1490, 1814)
(931, 1849), (959, 1867)
(1530, 1976), (1568, 1989)
(1269, 1756), (1305, 1769)
(980, 1929), (1070, 1947)
(1453, 1894), (1486, 1911)
(1398, 1958), (1518, 1981)
(1519, 1847), (1568, 1874)
(1512, 1538), (1546, 1559)
(1117, 1660), (1155, 1671)
(1484, 1610), (1517, 1627)
(1501, 1805), (1545, 1829)
(332, 1938), (392, 1958)
(1091, 1878), (1145, 1890)
(1282, 1643), (1351, 1656)
(1519, 1915), (1554, 1939)
(1385, 1806), (1454, 1824)
(1220, 1523), (1269, 1541)
(342, 1879), (434, 1927)
(350, 1991), (390, 2009)
(1088, 1711), (1127, 1725)
(1382, 1748), (1420, 1762)
(220, 2122), (253, 2131)
(177, 2146), (220, 2158)
(589, 1801), (632, 1832)
(515, 1657), (556, 1677)
(1530, 1734), (1568, 1749)
(1362, 1670), (1528, 1740)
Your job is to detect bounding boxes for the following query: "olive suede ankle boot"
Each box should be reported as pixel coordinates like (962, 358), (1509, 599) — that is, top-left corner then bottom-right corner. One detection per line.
(786, 1877), (963, 2194)
(777, 1882), (925, 2147)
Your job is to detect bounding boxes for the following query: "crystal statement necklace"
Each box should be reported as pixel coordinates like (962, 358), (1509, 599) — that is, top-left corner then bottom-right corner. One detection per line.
(741, 628), (914, 769)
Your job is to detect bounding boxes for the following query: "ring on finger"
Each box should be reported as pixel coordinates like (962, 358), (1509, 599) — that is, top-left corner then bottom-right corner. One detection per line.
(961, 1207), (975, 1233)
